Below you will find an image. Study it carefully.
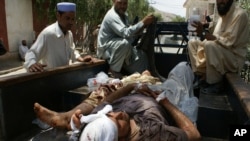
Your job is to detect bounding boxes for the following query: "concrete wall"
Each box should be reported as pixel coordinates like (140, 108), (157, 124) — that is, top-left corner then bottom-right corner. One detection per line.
(185, 0), (216, 20)
(5, 0), (34, 52)
(184, 0), (218, 30)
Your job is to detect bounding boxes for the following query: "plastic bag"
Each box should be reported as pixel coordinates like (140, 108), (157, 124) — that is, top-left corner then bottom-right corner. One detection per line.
(87, 71), (109, 91)
(95, 71), (109, 84)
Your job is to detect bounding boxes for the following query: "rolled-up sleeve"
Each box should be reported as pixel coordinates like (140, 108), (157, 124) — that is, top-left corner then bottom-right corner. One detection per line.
(24, 32), (47, 70)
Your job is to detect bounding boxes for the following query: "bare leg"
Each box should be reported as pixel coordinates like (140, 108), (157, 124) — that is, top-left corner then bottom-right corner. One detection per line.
(34, 102), (94, 130)
(34, 85), (131, 130)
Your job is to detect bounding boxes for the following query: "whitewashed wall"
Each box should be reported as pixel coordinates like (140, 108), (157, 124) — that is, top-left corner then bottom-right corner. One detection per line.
(5, 0), (34, 52)
(184, 0), (218, 30)
(185, 0), (213, 19)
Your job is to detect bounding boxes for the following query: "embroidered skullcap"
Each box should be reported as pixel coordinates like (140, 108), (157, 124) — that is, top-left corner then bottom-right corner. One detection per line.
(57, 2), (76, 12)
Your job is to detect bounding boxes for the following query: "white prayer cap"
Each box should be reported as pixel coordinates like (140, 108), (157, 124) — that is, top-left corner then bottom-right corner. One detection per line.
(57, 2), (76, 12)
(80, 115), (118, 141)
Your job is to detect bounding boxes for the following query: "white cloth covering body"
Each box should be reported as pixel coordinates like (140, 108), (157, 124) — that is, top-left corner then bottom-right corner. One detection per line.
(156, 62), (199, 123)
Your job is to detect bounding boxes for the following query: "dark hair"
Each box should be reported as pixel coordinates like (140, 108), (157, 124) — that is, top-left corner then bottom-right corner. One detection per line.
(0, 40), (6, 56)
(56, 5), (65, 15)
(57, 10), (65, 15)
(217, 0), (234, 16)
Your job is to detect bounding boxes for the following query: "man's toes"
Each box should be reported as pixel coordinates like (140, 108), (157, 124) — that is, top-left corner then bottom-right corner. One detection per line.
(34, 103), (41, 111)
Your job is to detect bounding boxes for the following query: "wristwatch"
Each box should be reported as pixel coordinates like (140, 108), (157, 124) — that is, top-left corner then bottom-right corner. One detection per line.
(201, 29), (209, 40)
(202, 31), (206, 36)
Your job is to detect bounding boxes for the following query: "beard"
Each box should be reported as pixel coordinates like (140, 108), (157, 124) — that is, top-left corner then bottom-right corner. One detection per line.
(217, 0), (233, 16)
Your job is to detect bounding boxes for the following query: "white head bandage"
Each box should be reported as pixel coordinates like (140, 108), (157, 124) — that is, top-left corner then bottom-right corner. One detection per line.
(70, 105), (118, 141)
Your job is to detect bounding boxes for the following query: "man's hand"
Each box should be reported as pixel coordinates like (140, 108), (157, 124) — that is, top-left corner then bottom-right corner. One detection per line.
(135, 83), (160, 99)
(192, 21), (216, 41)
(77, 55), (95, 64)
(29, 63), (47, 72)
(192, 21), (203, 37)
(142, 14), (155, 26)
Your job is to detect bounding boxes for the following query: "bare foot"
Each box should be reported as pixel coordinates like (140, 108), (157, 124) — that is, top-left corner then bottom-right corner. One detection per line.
(34, 102), (71, 130)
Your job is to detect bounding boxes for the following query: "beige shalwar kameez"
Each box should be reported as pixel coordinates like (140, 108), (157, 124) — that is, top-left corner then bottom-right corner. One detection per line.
(188, 3), (249, 84)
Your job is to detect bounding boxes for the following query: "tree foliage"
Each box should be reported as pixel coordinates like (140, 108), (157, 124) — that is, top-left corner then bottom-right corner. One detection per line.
(239, 0), (250, 14)
(171, 15), (186, 22)
(127, 0), (154, 21)
(33, 0), (154, 53)
(238, 0), (250, 61)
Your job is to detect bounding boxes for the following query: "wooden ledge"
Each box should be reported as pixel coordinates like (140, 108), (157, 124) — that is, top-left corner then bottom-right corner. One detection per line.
(226, 73), (250, 118)
(0, 60), (106, 87)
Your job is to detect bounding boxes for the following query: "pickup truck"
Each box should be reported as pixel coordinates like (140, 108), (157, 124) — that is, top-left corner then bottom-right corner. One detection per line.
(0, 22), (249, 141)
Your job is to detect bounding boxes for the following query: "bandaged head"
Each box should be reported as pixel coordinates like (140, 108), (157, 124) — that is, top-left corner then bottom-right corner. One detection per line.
(71, 105), (118, 141)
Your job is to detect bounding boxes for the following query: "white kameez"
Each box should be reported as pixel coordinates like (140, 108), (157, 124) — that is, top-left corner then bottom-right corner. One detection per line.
(24, 22), (80, 70)
(188, 3), (249, 84)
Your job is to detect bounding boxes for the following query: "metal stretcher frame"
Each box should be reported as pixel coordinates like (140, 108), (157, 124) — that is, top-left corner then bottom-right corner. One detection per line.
(154, 22), (189, 54)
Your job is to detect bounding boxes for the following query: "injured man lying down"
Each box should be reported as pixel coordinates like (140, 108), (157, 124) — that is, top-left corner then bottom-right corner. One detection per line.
(32, 61), (201, 141)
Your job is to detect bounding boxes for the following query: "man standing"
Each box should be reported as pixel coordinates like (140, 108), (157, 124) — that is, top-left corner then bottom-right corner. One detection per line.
(24, 2), (94, 72)
(188, 0), (249, 94)
(19, 40), (29, 61)
(97, 0), (155, 78)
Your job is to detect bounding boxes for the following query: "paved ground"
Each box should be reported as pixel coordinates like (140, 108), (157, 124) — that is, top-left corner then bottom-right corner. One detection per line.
(0, 52), (26, 78)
